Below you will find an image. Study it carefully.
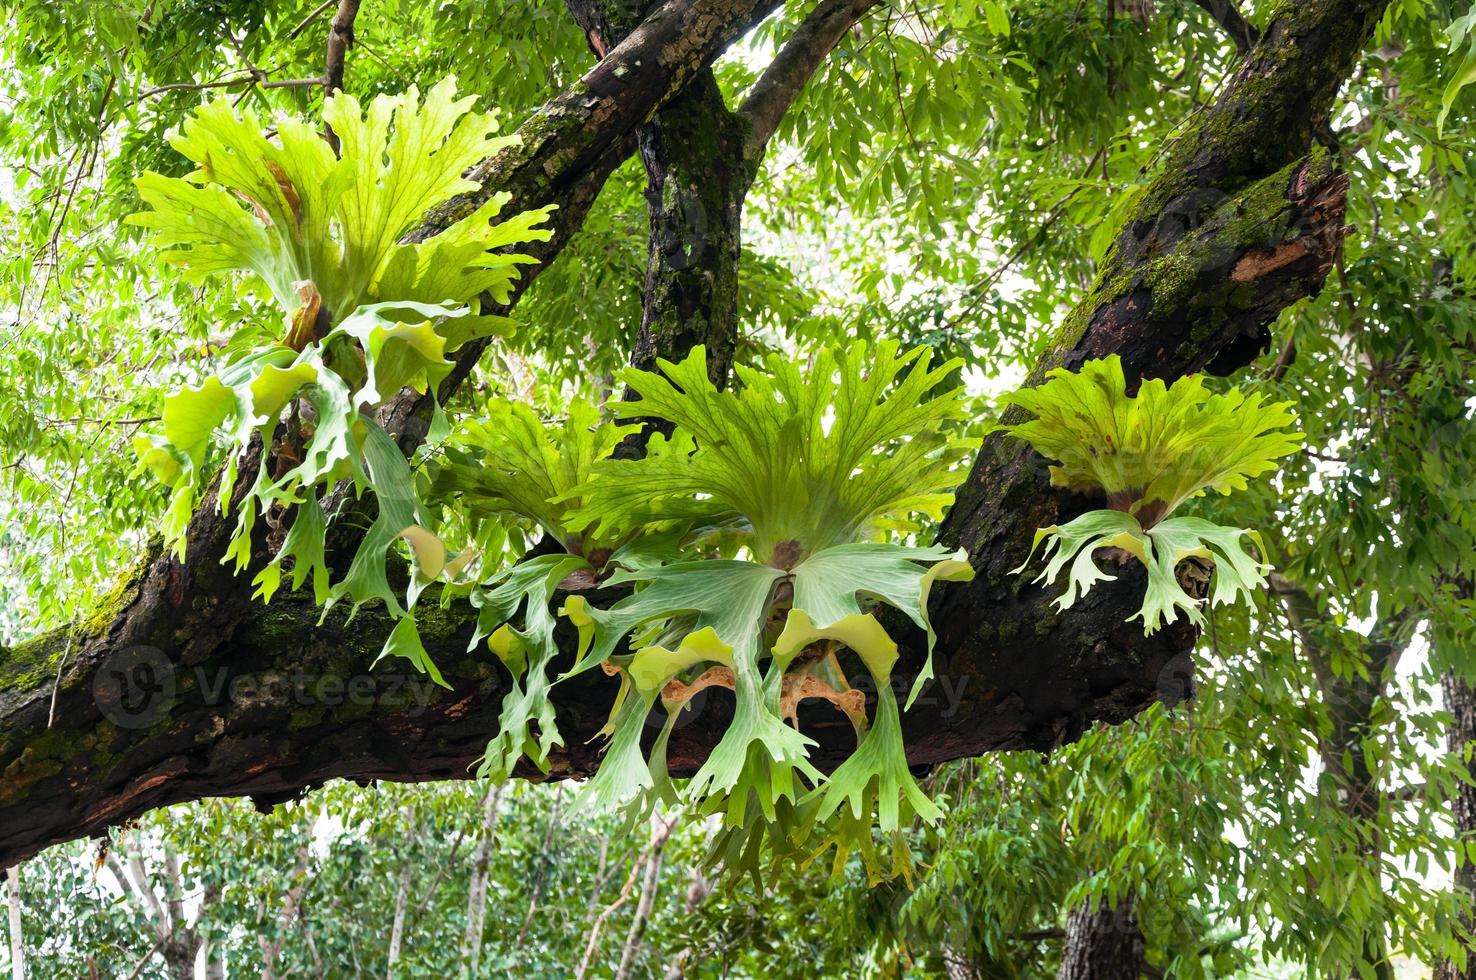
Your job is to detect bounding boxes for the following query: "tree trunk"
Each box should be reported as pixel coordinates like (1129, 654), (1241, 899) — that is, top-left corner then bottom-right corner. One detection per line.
(261, 845), (311, 980)
(461, 785), (504, 973)
(615, 815), (676, 980)
(385, 862), (413, 977)
(1273, 574), (1401, 979)
(626, 67), (749, 391)
(0, 0), (1386, 870)
(1438, 669), (1476, 980)
(567, 0), (755, 407)
(1057, 895), (1145, 980)
(578, 848), (650, 980)
(5, 867), (22, 980)
(515, 786), (566, 950)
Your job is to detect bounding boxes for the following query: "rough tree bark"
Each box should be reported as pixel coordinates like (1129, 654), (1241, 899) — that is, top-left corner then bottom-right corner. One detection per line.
(566, 0), (751, 401)
(1057, 895), (1145, 980)
(0, 0), (1385, 871)
(1439, 657), (1476, 979)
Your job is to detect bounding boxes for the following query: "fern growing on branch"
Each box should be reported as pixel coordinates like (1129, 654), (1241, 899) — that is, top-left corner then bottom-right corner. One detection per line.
(997, 356), (1302, 633)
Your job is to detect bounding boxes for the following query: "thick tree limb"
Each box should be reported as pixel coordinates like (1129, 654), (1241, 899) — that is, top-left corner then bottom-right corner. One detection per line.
(927, 0), (1384, 755)
(323, 0), (361, 97)
(321, 0), (362, 152)
(0, 0), (1387, 869)
(1057, 895), (1145, 980)
(738, 0), (879, 157)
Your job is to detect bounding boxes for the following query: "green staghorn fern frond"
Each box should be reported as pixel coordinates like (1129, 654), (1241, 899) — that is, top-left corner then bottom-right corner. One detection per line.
(127, 77), (551, 339)
(999, 356), (1300, 634)
(565, 341), (976, 562)
(424, 343), (976, 882)
(128, 86), (553, 683)
(998, 355), (1301, 520)
(428, 399), (637, 555)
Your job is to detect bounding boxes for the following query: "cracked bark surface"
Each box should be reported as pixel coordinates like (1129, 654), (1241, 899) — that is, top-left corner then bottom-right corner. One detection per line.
(0, 0), (1387, 869)
(1057, 895), (1145, 980)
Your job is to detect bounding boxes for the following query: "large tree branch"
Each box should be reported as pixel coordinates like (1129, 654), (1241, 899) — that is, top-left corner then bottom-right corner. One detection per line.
(0, 0), (1387, 869)
(738, 0), (879, 157)
(924, 0), (1382, 755)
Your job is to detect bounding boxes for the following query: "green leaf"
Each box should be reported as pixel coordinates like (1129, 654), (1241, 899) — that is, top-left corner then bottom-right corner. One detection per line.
(997, 355), (1301, 520)
(325, 301), (457, 408)
(563, 560), (786, 679)
(1439, 10), (1476, 135)
(788, 542), (974, 707)
(430, 399), (636, 550)
(568, 559), (820, 825)
(473, 553), (592, 779)
(568, 341), (973, 561)
(982, 0), (1011, 36)
(375, 616), (450, 689)
(252, 498), (330, 605)
(1016, 509), (1270, 634)
(332, 419), (435, 618)
(578, 626), (734, 817)
(128, 78), (551, 331)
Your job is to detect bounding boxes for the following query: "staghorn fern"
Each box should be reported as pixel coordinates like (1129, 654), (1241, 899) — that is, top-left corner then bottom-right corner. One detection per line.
(998, 355), (1302, 633)
(128, 82), (553, 680)
(441, 343), (976, 882)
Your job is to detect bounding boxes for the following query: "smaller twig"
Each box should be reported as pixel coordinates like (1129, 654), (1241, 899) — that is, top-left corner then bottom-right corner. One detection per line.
(323, 0), (363, 152)
(1267, 330), (1297, 380)
(323, 0), (362, 96)
(1189, 0), (1259, 54)
(286, 0), (338, 40)
(120, 935), (169, 980)
(136, 75), (322, 98)
(46, 626), (77, 728)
